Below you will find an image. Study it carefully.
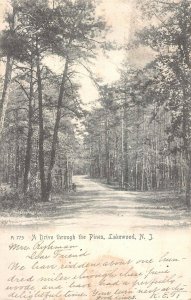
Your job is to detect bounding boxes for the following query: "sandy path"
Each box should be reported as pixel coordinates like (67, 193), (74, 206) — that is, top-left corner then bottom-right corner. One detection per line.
(1, 175), (191, 229)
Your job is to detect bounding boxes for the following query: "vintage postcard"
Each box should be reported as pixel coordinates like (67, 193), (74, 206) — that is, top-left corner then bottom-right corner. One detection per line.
(0, 0), (191, 299)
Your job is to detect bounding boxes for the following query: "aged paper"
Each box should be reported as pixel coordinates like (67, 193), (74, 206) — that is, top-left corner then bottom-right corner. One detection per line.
(0, 0), (191, 299)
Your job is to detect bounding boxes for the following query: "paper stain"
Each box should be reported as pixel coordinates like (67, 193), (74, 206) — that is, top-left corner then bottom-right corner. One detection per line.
(86, 255), (137, 299)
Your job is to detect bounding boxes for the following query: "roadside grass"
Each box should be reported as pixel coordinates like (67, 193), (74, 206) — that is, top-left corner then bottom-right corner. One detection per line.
(0, 186), (76, 218)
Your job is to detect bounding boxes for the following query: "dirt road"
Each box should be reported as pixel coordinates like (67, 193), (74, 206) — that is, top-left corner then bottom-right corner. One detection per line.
(1, 175), (191, 229)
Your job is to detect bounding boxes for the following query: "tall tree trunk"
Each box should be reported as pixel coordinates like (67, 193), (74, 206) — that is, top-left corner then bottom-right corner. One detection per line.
(36, 46), (47, 201)
(141, 111), (144, 191)
(15, 144), (20, 188)
(186, 154), (191, 208)
(105, 113), (110, 185)
(98, 134), (102, 178)
(23, 66), (34, 194)
(123, 106), (128, 190)
(181, 82), (191, 208)
(64, 156), (69, 191)
(183, 106), (191, 207)
(46, 59), (69, 201)
(176, 36), (191, 206)
(0, 55), (13, 137)
(0, 4), (17, 138)
(14, 111), (20, 188)
(121, 108), (124, 188)
(135, 105), (140, 190)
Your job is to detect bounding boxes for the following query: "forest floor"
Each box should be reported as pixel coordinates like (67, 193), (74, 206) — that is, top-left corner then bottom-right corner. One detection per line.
(0, 175), (191, 229)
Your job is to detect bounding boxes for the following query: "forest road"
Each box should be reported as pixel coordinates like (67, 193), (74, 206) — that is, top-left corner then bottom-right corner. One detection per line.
(46, 176), (191, 229)
(1, 175), (191, 229)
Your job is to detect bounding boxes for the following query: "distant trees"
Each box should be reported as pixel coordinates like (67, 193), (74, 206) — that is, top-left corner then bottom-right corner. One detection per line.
(136, 0), (191, 207)
(84, 0), (191, 208)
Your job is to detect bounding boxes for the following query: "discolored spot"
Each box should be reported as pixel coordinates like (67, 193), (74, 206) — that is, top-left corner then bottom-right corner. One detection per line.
(86, 255), (137, 299)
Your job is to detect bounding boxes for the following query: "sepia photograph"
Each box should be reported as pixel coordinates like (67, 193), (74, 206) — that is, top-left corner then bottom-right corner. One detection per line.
(0, 0), (191, 228)
(0, 0), (191, 299)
